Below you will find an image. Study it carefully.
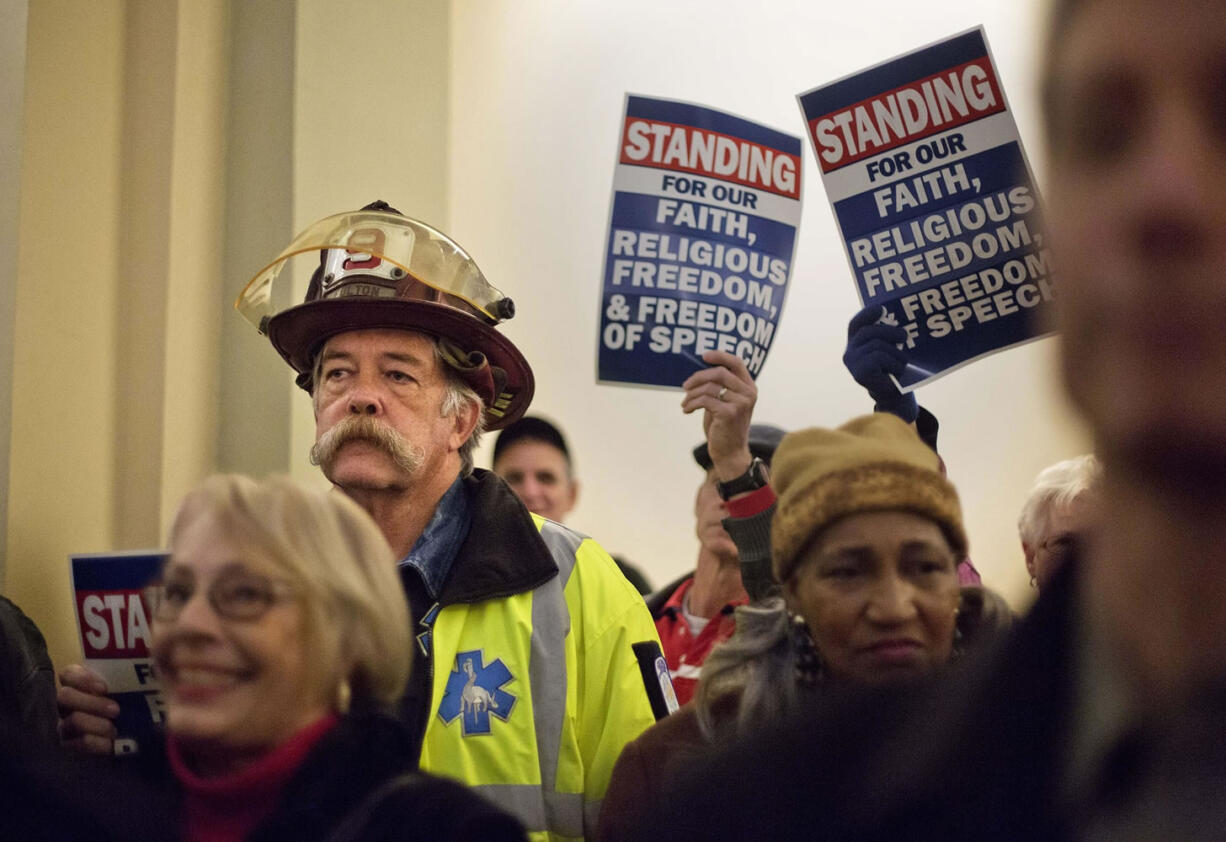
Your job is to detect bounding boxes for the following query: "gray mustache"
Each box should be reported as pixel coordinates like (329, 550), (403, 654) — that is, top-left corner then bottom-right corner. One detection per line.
(310, 415), (424, 475)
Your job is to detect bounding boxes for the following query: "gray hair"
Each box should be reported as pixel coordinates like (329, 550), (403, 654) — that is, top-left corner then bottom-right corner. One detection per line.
(434, 342), (485, 477)
(694, 597), (803, 742)
(1017, 454), (1102, 548)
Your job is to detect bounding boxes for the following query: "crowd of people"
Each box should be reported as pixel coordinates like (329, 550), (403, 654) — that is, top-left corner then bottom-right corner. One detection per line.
(2, 0), (1223, 838)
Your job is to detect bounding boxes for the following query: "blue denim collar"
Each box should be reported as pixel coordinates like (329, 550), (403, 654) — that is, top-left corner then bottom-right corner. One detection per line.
(398, 476), (471, 599)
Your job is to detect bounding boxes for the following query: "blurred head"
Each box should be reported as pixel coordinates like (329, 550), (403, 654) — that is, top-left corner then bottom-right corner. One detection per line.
(692, 424), (786, 562)
(1043, 0), (1226, 485)
(1018, 455), (1102, 590)
(492, 416), (578, 522)
(151, 475), (411, 768)
(771, 415), (965, 684)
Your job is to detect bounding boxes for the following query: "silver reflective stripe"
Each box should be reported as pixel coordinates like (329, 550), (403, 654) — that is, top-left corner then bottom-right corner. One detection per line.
(584, 799), (604, 836)
(526, 521), (586, 835)
(537, 520), (581, 588)
(472, 784), (586, 838)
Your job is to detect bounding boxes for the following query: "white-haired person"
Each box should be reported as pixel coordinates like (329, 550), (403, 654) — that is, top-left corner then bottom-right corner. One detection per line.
(143, 475), (524, 841)
(598, 414), (1010, 841)
(1017, 455), (1101, 591)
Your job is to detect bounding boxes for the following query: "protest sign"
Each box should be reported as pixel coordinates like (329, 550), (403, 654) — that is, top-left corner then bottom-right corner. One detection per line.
(798, 27), (1052, 390)
(71, 550), (167, 754)
(597, 94), (803, 388)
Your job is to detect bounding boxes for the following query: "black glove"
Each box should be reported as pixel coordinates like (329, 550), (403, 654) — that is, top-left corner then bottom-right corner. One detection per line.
(843, 304), (918, 423)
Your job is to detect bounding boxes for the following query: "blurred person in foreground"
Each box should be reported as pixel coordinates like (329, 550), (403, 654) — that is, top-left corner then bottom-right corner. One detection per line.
(59, 204), (659, 841)
(630, 0), (1226, 839)
(491, 415), (652, 594)
(600, 414), (1010, 840)
(1018, 454), (1101, 591)
(145, 474), (524, 841)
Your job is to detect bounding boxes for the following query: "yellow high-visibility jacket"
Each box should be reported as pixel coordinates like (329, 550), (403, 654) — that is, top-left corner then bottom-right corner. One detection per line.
(414, 471), (660, 841)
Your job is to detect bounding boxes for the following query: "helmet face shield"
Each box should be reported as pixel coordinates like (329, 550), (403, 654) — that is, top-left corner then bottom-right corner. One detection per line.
(236, 207), (534, 430)
(235, 210), (513, 333)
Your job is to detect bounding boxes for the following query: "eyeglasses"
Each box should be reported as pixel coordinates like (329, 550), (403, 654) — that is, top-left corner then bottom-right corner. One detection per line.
(146, 564), (296, 622)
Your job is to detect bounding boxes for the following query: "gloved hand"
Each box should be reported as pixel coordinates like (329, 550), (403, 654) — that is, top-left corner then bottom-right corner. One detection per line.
(843, 304), (918, 423)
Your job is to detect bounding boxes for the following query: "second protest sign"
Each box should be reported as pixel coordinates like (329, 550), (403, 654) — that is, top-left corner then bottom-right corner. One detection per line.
(799, 27), (1053, 391)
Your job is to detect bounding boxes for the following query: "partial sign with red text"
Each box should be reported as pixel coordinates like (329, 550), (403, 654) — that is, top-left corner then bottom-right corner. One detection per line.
(798, 27), (1053, 391)
(71, 551), (167, 754)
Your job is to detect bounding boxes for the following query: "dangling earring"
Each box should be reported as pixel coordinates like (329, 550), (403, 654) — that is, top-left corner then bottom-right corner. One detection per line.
(790, 613), (822, 686)
(335, 677), (352, 714)
(951, 603), (964, 659)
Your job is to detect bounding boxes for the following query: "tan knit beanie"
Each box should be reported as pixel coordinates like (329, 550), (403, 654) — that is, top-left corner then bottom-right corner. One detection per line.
(771, 413), (967, 583)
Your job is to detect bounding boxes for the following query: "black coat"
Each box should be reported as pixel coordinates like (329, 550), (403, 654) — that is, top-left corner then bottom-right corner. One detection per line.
(628, 564), (1080, 841)
(0, 595), (58, 750)
(242, 711), (526, 842)
(4, 712), (526, 842)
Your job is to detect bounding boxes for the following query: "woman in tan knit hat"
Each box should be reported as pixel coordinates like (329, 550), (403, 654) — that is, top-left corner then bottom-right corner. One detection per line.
(599, 414), (998, 841)
(694, 412), (971, 736)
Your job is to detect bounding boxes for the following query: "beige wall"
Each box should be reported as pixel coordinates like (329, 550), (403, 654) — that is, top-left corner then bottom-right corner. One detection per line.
(216, 0), (295, 480)
(10, 0), (128, 670)
(0, 0), (29, 589)
(288, 0), (452, 483)
(6, 0), (452, 672)
(8, 0), (229, 670)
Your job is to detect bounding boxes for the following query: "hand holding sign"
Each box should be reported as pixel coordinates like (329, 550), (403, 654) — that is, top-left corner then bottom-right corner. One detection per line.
(68, 550), (166, 755)
(843, 305), (919, 423)
(56, 663), (118, 755)
(681, 350), (758, 481)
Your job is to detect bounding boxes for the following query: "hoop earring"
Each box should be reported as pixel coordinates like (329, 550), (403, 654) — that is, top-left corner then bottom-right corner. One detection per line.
(790, 613), (823, 686)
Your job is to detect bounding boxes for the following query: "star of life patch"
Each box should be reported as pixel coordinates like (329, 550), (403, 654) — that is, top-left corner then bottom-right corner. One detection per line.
(437, 649), (517, 736)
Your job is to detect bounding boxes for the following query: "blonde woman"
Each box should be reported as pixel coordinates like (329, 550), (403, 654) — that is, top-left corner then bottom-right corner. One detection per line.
(147, 475), (523, 841)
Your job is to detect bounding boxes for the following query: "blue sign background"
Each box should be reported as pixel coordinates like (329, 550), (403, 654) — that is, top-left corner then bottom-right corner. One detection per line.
(71, 551), (167, 755)
(598, 95), (802, 388)
(799, 28), (1053, 390)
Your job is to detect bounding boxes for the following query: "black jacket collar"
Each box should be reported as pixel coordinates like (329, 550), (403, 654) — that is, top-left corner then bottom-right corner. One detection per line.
(434, 469), (559, 606)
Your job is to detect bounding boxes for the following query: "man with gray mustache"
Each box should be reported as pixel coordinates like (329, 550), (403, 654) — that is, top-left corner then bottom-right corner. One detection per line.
(58, 202), (662, 841)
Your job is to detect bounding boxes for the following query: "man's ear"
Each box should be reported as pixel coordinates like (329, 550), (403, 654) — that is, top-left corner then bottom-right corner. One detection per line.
(449, 399), (482, 452)
(1022, 542), (1036, 578)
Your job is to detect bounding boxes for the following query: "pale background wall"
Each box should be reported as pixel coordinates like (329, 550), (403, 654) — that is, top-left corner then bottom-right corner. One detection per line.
(5, 0), (1086, 672)
(0, 0), (27, 598)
